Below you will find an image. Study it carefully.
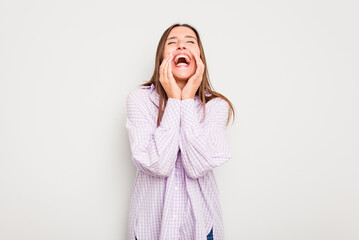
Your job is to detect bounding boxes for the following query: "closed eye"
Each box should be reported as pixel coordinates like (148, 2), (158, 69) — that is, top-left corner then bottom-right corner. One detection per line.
(168, 41), (195, 45)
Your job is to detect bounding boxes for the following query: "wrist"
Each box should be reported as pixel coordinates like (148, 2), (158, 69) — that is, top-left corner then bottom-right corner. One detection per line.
(168, 95), (181, 100)
(181, 95), (195, 100)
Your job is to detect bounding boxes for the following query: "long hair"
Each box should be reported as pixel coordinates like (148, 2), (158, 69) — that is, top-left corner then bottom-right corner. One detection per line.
(141, 23), (236, 127)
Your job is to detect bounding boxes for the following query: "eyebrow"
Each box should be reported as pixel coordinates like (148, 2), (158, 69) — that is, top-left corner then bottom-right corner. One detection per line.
(166, 35), (197, 41)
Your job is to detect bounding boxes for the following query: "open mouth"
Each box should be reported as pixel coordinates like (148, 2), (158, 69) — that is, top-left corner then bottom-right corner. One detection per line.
(173, 53), (191, 67)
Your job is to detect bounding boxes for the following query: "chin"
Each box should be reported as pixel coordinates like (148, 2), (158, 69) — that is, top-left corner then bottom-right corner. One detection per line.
(173, 75), (190, 81)
(172, 71), (195, 81)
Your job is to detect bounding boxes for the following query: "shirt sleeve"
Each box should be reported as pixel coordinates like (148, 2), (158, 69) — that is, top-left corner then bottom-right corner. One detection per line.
(125, 94), (181, 178)
(179, 97), (231, 179)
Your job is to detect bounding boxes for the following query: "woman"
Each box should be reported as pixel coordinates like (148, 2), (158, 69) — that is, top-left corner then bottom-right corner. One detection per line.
(125, 23), (235, 240)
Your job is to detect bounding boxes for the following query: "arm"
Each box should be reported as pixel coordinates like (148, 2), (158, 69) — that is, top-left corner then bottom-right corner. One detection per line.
(179, 98), (231, 179)
(125, 94), (181, 178)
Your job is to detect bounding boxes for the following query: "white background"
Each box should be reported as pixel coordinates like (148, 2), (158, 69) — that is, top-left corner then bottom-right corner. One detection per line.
(1, 0), (358, 239)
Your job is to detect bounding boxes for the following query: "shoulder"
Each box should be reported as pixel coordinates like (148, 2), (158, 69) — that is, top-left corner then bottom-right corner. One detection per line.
(207, 97), (229, 111)
(201, 97), (230, 127)
(125, 85), (155, 124)
(126, 85), (151, 103)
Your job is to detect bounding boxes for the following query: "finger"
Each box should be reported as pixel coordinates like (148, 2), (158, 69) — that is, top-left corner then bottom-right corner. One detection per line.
(193, 52), (204, 72)
(191, 52), (200, 72)
(193, 51), (201, 66)
(168, 53), (174, 81)
(189, 48), (198, 63)
(194, 54), (202, 74)
(160, 56), (167, 81)
(161, 54), (170, 83)
(193, 58), (204, 79)
(160, 60), (164, 82)
(163, 55), (170, 84)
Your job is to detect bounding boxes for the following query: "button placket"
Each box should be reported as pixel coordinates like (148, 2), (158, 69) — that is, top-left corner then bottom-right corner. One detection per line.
(173, 167), (181, 222)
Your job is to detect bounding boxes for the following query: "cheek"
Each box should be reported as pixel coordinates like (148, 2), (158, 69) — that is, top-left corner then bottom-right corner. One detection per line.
(189, 47), (200, 58)
(195, 48), (201, 57)
(163, 51), (172, 60)
(162, 46), (170, 58)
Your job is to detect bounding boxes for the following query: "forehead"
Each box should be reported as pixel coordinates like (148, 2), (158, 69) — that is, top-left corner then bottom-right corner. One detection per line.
(167, 26), (197, 39)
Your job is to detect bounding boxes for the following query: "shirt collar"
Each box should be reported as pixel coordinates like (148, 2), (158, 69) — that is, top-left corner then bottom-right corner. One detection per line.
(148, 83), (160, 107)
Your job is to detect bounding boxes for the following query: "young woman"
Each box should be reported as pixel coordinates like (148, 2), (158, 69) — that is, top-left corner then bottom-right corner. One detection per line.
(125, 23), (235, 240)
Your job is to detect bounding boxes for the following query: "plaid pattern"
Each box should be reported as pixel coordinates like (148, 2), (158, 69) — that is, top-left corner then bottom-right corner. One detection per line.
(135, 227), (213, 240)
(126, 83), (231, 240)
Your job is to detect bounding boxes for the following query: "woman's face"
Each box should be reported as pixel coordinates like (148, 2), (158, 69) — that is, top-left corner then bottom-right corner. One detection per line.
(162, 26), (201, 82)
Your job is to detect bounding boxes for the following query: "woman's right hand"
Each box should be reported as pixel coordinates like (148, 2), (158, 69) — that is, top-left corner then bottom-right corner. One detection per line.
(159, 53), (181, 100)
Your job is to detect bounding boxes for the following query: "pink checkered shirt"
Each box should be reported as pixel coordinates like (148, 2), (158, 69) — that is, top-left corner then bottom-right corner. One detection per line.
(125, 83), (231, 240)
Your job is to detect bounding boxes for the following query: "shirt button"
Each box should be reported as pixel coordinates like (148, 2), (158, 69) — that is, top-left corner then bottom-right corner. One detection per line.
(174, 214), (177, 218)
(175, 187), (179, 190)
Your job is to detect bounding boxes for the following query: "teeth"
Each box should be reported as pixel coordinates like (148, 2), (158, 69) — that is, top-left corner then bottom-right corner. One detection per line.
(174, 54), (190, 65)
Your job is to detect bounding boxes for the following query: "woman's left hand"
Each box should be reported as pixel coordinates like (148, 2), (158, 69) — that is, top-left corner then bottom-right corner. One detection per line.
(181, 48), (205, 100)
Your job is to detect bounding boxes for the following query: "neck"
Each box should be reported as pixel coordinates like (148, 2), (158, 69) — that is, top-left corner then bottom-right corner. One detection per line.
(175, 80), (188, 90)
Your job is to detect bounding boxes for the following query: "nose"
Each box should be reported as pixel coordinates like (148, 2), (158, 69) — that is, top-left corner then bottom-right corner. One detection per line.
(177, 40), (186, 50)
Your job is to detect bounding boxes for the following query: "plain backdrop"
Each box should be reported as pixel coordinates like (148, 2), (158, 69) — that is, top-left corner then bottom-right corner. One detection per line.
(0, 0), (358, 239)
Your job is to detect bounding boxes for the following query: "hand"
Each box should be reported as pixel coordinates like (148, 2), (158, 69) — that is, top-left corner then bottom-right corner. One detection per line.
(159, 52), (182, 100)
(181, 48), (205, 100)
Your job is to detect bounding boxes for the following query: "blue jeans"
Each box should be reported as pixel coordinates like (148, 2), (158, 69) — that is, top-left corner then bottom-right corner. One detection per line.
(135, 227), (213, 239)
(207, 227), (214, 239)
